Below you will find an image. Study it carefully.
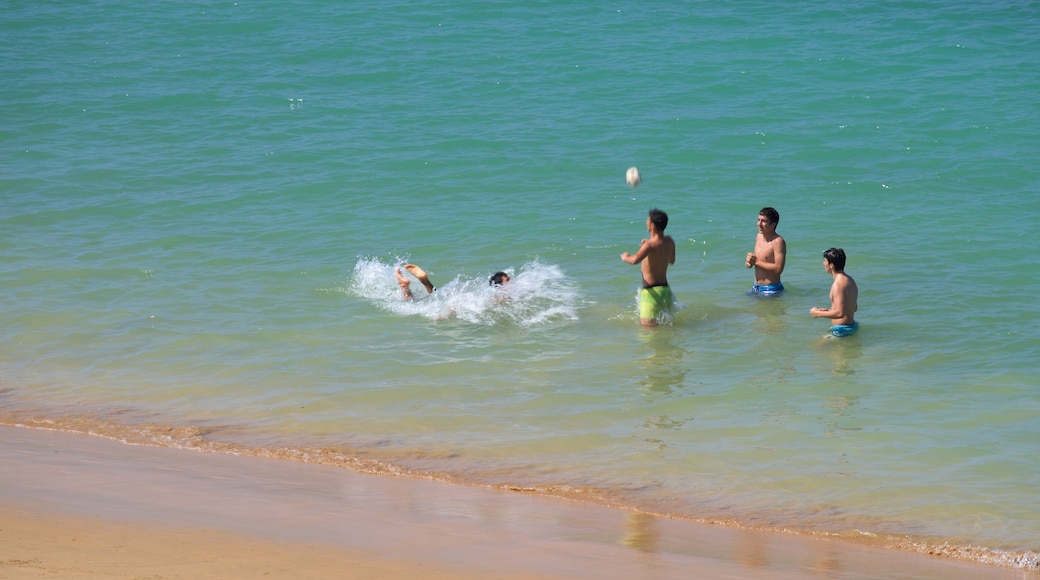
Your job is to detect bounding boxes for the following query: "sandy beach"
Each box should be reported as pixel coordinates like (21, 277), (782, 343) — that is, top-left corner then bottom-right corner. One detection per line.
(0, 425), (1022, 579)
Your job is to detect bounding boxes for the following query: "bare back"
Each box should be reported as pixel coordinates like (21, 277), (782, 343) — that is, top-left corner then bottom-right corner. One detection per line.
(638, 234), (675, 287)
(620, 215), (676, 289)
(830, 272), (859, 325)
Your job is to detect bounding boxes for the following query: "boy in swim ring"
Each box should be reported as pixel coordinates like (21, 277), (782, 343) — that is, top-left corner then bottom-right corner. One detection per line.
(745, 207), (786, 296)
(620, 208), (676, 327)
(810, 248), (859, 337)
(396, 263), (510, 301)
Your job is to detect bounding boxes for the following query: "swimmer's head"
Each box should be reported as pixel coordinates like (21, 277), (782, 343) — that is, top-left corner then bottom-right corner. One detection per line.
(648, 208), (668, 232)
(823, 247), (846, 271)
(489, 271), (511, 287)
(759, 207), (779, 225)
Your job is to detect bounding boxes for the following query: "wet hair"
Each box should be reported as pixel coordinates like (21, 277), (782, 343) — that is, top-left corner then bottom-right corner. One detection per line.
(823, 247), (847, 271)
(648, 208), (668, 232)
(489, 271), (510, 286)
(759, 207), (780, 225)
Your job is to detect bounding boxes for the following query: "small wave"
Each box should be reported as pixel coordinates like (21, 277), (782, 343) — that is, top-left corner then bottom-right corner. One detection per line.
(350, 257), (580, 326)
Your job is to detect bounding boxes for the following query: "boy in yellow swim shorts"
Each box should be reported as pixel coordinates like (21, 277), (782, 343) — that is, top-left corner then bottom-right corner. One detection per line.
(620, 208), (676, 327)
(639, 284), (675, 322)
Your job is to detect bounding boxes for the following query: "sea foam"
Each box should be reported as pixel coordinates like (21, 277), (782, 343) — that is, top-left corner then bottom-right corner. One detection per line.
(350, 257), (580, 326)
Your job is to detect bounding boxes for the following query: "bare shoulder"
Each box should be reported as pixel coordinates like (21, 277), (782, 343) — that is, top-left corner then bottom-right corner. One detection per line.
(648, 235), (672, 249)
(836, 272), (856, 289)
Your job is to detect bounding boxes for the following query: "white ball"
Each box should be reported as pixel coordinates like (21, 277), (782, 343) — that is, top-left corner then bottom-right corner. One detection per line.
(626, 166), (641, 187)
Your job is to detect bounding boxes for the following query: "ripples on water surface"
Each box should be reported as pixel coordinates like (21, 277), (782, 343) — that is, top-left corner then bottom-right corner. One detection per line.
(2, 0), (1039, 568)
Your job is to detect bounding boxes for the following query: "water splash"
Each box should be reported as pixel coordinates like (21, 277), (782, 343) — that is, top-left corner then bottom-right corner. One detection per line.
(350, 257), (580, 326)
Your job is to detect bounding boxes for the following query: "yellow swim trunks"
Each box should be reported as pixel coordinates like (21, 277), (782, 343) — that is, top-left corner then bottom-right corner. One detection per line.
(639, 285), (674, 321)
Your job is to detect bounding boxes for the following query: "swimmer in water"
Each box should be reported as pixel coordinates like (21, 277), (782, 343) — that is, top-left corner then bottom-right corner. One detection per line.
(745, 206), (786, 296)
(809, 248), (859, 337)
(396, 263), (510, 301)
(620, 208), (676, 326)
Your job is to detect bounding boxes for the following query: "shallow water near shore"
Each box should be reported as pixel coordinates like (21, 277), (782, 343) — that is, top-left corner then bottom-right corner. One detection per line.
(2, 0), (1039, 569)
(3, 425), (1021, 580)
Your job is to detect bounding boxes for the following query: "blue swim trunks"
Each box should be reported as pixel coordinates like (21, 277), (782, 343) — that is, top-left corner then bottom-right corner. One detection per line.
(751, 282), (785, 296)
(830, 322), (859, 337)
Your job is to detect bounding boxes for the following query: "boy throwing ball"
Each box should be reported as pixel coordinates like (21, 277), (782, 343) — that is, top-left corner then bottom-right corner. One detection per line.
(621, 208), (676, 327)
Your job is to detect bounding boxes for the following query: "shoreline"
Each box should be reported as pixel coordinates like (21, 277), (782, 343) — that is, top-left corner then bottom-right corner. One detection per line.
(2, 406), (1038, 571)
(0, 424), (1025, 579)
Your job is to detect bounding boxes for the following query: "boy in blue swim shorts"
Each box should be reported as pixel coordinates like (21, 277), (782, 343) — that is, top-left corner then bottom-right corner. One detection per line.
(745, 207), (786, 296)
(829, 321), (859, 337)
(810, 248), (860, 337)
(751, 282), (785, 296)
(621, 208), (676, 327)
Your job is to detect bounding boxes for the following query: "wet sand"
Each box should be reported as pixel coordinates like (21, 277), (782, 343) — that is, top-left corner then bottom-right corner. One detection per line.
(0, 425), (1020, 579)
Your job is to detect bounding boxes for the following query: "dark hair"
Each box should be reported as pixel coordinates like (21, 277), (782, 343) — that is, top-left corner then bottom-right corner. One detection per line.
(648, 208), (668, 231)
(759, 207), (779, 225)
(489, 271), (509, 286)
(823, 247), (846, 271)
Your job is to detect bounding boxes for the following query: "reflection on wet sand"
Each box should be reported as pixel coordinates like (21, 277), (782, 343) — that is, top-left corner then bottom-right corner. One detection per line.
(621, 511), (661, 553)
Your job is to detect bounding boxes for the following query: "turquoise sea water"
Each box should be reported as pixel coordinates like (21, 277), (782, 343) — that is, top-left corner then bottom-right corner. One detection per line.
(3, 0), (1039, 567)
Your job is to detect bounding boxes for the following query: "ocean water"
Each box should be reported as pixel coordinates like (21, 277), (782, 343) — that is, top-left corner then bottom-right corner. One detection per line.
(3, 0), (1039, 568)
